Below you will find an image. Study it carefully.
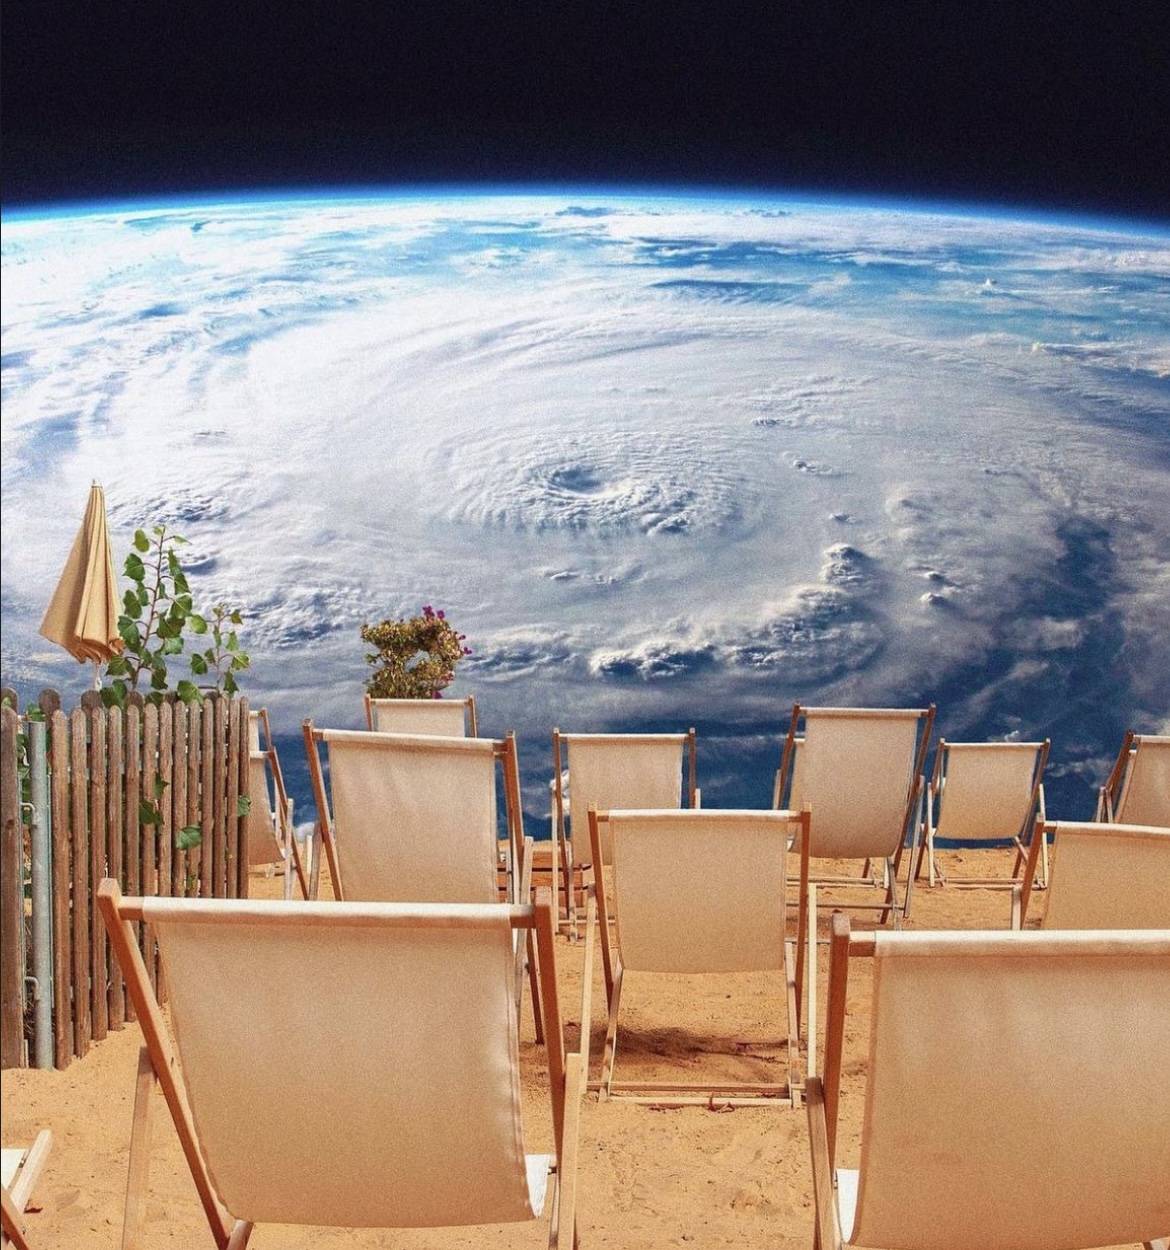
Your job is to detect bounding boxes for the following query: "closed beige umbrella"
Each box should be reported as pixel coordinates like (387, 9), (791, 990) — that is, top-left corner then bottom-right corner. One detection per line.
(39, 482), (123, 682)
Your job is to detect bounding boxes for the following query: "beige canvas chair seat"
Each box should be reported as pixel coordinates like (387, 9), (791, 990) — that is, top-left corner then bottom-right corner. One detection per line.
(1097, 731), (1170, 826)
(363, 693), (477, 736)
(552, 729), (697, 933)
(1, 1131), (52, 1250)
(807, 916), (1170, 1250)
(914, 738), (1049, 903)
(97, 882), (580, 1249)
(1017, 820), (1170, 929)
(587, 806), (807, 1106)
(245, 709), (308, 899)
(775, 704), (935, 1036)
(303, 723), (542, 1039)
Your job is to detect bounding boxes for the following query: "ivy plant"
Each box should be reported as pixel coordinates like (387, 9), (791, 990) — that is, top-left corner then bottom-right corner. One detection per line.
(189, 602), (250, 696)
(101, 526), (251, 707)
(102, 526), (201, 708)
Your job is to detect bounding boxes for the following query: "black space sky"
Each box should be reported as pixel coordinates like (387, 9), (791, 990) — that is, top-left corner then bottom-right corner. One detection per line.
(2, 1), (1168, 221)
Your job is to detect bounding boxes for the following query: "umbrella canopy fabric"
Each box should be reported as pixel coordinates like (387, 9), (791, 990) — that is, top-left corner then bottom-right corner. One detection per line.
(39, 483), (123, 665)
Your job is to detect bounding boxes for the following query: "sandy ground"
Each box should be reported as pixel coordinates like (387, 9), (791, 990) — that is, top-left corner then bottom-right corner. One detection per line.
(1, 848), (1157, 1249)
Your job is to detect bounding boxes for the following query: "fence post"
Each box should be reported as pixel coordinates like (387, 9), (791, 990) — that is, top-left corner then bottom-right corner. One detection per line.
(70, 705), (91, 1058)
(28, 719), (54, 1068)
(50, 707), (72, 1067)
(0, 704), (25, 1068)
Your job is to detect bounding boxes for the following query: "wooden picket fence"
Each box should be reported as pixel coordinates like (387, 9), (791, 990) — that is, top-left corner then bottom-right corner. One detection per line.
(0, 688), (251, 1070)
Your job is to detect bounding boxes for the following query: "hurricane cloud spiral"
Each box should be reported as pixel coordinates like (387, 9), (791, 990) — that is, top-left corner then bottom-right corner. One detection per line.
(2, 192), (1167, 823)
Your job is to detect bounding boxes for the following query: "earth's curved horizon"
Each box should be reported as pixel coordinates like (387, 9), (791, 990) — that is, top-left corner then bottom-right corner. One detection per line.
(2, 185), (1167, 831)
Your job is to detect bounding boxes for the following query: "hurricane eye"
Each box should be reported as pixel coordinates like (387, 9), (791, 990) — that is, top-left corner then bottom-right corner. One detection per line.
(548, 465), (604, 494)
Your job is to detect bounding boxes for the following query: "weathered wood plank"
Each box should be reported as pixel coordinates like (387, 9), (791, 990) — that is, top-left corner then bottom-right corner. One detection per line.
(200, 706), (214, 899)
(89, 708), (109, 1042)
(227, 698), (246, 899)
(212, 697), (228, 898)
(171, 703), (189, 897)
(0, 706), (24, 1068)
(141, 705), (159, 991)
(157, 701), (174, 900)
(185, 700), (203, 897)
(123, 702), (141, 1024)
(106, 705), (125, 1030)
(70, 707), (91, 1057)
(50, 710), (72, 1067)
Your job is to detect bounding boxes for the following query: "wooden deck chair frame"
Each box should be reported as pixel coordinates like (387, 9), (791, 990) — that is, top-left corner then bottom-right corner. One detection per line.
(774, 705), (934, 911)
(551, 728), (697, 935)
(303, 722), (543, 1041)
(363, 693), (478, 737)
(1096, 731), (1170, 826)
(246, 709), (309, 900)
(778, 705), (935, 1035)
(913, 738), (1050, 891)
(1017, 819), (1170, 930)
(1, 1131), (52, 1250)
(807, 914), (1170, 1250)
(98, 881), (583, 1250)
(587, 805), (807, 1107)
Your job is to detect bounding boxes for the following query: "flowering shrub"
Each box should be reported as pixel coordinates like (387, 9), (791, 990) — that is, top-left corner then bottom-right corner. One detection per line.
(360, 605), (472, 699)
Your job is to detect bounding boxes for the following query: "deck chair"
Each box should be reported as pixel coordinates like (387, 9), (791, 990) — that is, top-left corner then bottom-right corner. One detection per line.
(807, 914), (1170, 1250)
(775, 705), (934, 1032)
(1097, 731), (1170, 825)
(363, 693), (478, 736)
(914, 738), (1049, 890)
(245, 709), (308, 900)
(1017, 820), (1170, 930)
(552, 728), (697, 932)
(1, 1131), (52, 1250)
(303, 723), (543, 1039)
(587, 806), (808, 1106)
(97, 880), (581, 1250)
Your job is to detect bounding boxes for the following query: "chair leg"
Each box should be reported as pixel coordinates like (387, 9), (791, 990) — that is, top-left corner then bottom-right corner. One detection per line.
(598, 967), (624, 1100)
(308, 824), (323, 899)
(1, 1186), (33, 1250)
(527, 927), (545, 1046)
(226, 1220), (254, 1248)
(806, 884), (818, 1080)
(123, 1047), (158, 1250)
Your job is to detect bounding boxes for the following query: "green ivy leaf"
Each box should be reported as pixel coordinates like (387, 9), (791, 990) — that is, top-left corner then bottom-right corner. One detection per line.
(175, 680), (202, 704)
(133, 530), (151, 553)
(176, 825), (202, 850)
(188, 614), (208, 635)
(139, 798), (162, 826)
(236, 793), (252, 818)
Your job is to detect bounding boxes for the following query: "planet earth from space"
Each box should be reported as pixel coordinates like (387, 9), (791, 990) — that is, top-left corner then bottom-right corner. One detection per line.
(2, 189), (1167, 833)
